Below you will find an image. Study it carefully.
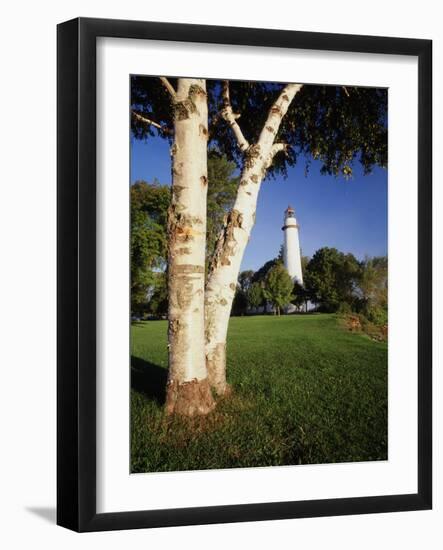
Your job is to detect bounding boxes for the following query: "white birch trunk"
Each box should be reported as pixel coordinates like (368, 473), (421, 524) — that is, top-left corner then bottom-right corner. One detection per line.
(205, 84), (303, 395)
(165, 78), (215, 415)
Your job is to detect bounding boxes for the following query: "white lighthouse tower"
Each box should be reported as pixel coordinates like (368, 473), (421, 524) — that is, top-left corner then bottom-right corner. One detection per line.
(282, 205), (303, 285)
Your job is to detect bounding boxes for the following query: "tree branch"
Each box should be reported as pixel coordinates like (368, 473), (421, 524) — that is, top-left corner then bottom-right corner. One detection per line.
(264, 143), (288, 169)
(258, 83), (303, 146)
(132, 110), (162, 129)
(159, 77), (177, 100)
(221, 80), (250, 153)
(132, 110), (173, 136)
(271, 143), (288, 156)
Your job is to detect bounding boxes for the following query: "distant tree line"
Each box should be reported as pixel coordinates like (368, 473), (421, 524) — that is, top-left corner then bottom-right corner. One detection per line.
(231, 247), (387, 324)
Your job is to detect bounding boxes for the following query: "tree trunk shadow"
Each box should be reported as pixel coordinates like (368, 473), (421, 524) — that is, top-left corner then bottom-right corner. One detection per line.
(131, 356), (168, 405)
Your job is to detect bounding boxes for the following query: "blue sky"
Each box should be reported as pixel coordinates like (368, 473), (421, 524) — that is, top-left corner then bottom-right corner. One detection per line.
(131, 136), (387, 272)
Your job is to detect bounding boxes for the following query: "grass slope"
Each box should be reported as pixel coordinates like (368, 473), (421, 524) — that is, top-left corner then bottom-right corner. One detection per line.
(131, 314), (387, 473)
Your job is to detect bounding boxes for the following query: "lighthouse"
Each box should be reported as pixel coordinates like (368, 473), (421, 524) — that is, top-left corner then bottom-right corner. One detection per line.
(282, 205), (303, 285)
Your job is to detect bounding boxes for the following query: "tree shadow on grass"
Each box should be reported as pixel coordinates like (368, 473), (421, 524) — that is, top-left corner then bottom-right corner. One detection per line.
(131, 356), (168, 405)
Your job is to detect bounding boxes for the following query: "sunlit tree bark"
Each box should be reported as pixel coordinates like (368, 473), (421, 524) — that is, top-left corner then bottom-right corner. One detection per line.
(164, 78), (215, 415)
(205, 82), (303, 395)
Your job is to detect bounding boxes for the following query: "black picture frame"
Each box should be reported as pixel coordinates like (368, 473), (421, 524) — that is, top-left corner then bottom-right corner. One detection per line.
(57, 17), (432, 532)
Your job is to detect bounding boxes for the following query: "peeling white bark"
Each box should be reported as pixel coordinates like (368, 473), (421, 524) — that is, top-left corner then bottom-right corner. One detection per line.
(159, 76), (177, 101)
(166, 78), (214, 415)
(205, 83), (303, 394)
(221, 80), (250, 152)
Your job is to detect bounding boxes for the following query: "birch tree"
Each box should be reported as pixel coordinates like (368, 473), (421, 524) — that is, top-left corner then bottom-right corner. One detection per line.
(164, 78), (216, 415)
(205, 82), (387, 395)
(204, 82), (303, 393)
(132, 77), (215, 415)
(131, 77), (387, 411)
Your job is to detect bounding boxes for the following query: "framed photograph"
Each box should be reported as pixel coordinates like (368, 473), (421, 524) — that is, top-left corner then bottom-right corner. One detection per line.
(57, 17), (432, 532)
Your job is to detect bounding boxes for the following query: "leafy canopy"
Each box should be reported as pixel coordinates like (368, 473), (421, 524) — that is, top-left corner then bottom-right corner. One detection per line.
(130, 180), (170, 312)
(247, 282), (265, 310)
(251, 256), (283, 285)
(291, 281), (310, 310)
(237, 270), (255, 293)
(357, 256), (388, 305)
(355, 256), (388, 325)
(304, 247), (360, 312)
(206, 152), (239, 269)
(131, 77), (387, 179)
(262, 264), (294, 315)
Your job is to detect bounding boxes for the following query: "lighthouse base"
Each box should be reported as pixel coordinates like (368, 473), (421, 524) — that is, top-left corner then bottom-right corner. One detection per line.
(284, 303), (298, 314)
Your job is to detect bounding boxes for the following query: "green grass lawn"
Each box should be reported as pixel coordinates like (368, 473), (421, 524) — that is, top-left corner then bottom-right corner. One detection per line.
(131, 313), (387, 473)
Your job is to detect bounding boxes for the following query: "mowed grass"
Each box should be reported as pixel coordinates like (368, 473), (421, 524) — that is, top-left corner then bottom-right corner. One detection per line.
(131, 314), (387, 473)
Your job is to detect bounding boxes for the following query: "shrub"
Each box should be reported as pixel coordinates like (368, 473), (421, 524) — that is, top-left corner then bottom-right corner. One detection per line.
(364, 305), (388, 326)
(358, 314), (387, 342)
(337, 302), (352, 314)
